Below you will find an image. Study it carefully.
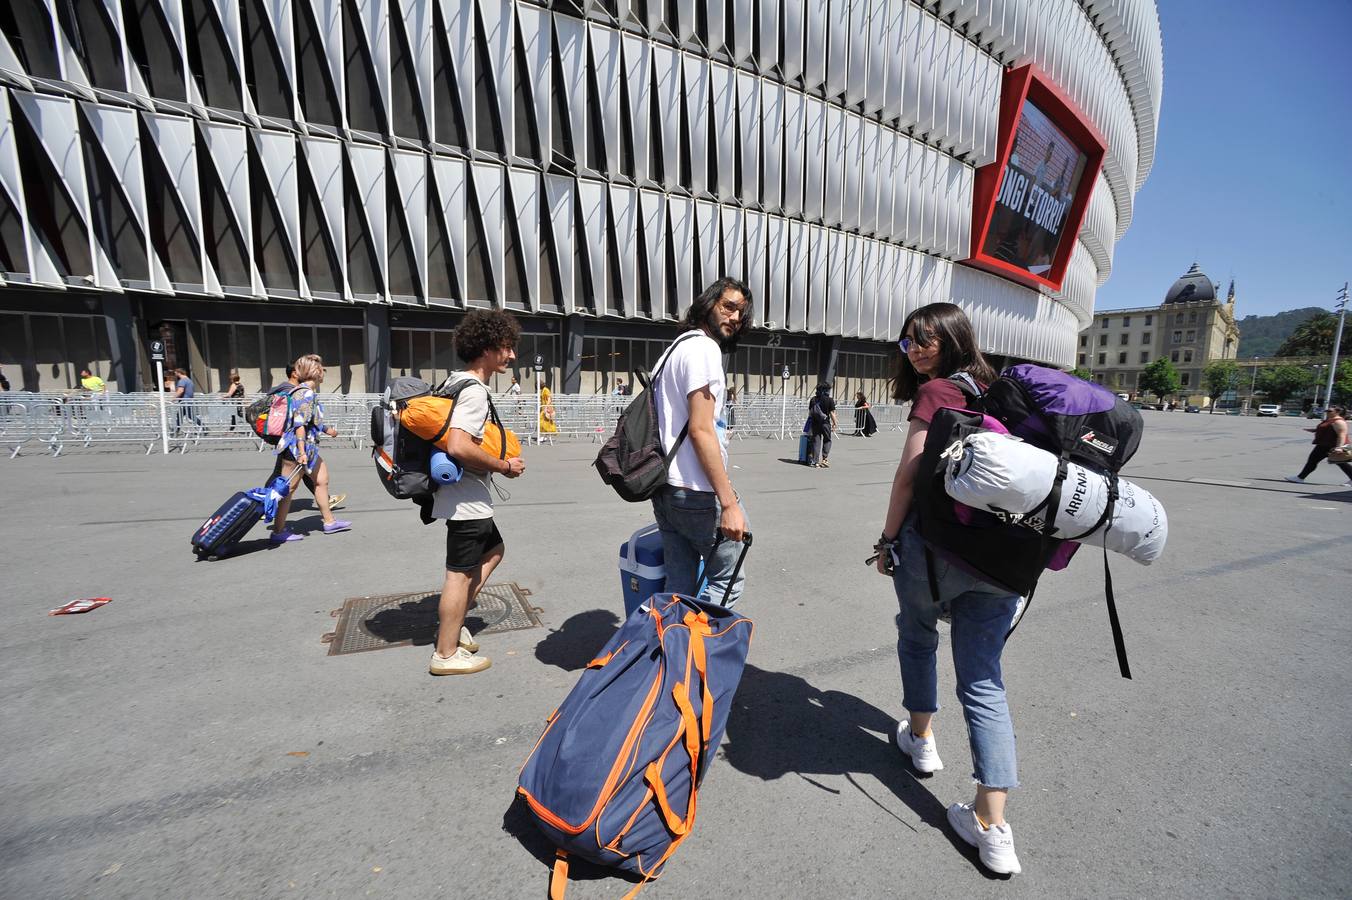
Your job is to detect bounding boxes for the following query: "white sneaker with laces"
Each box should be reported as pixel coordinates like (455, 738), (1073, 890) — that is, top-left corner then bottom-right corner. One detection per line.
(947, 802), (1022, 875)
(894, 720), (943, 773)
(428, 647), (491, 675)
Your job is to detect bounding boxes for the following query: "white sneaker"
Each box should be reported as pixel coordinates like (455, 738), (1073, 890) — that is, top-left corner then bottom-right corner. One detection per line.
(1284, 475), (1306, 483)
(894, 720), (943, 773)
(947, 802), (1022, 875)
(458, 626), (479, 653)
(428, 647), (491, 675)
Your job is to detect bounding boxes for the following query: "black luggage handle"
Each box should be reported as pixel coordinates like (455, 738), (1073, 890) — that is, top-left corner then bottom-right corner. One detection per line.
(696, 531), (753, 607)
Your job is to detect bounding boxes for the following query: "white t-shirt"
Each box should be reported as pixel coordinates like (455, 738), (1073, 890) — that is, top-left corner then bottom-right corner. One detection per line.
(430, 372), (495, 521)
(654, 332), (727, 492)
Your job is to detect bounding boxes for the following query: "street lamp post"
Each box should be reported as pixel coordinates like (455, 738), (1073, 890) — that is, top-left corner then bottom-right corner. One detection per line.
(1247, 357), (1259, 414)
(1322, 283), (1347, 408)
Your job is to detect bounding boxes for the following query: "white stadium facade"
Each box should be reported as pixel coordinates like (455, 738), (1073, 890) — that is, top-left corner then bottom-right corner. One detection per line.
(0, 0), (1161, 397)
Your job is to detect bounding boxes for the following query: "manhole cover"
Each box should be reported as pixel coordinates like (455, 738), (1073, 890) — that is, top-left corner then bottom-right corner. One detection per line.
(323, 582), (542, 656)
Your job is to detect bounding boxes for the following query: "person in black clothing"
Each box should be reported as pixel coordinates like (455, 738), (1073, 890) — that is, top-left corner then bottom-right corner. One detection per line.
(1285, 405), (1352, 485)
(807, 383), (837, 468)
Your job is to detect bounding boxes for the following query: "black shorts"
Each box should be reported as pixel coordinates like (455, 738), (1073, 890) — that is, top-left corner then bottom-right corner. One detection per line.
(445, 518), (504, 571)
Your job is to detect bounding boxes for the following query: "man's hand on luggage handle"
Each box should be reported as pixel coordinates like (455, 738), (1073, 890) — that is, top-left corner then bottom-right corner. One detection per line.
(718, 503), (746, 543)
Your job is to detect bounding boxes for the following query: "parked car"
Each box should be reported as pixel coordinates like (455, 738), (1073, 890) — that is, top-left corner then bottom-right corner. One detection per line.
(1257, 404), (1281, 417)
(1184, 405), (1201, 413)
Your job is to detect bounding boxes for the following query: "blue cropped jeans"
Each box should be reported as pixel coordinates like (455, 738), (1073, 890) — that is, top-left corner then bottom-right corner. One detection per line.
(651, 486), (749, 607)
(892, 522), (1021, 789)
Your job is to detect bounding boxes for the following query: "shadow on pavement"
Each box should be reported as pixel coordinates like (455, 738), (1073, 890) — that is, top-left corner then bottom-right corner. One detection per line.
(193, 537), (274, 561)
(534, 609), (622, 671)
(502, 795), (642, 887)
(722, 663), (1000, 877)
(363, 594), (495, 647)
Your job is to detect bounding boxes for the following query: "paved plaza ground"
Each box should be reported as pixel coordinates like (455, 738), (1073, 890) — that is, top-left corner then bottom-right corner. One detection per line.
(2, 411), (1349, 899)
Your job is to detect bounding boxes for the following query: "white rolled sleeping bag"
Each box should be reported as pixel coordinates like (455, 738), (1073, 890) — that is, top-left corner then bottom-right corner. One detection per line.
(943, 432), (1167, 564)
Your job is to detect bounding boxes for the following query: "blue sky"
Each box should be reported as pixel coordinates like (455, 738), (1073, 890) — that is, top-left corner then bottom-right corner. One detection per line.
(1092, 0), (1352, 318)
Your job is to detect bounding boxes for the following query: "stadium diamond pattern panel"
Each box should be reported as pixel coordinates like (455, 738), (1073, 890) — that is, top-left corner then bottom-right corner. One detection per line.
(0, 0), (1160, 368)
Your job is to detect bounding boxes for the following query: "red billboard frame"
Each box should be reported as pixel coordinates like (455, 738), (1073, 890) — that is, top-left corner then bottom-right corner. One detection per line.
(961, 64), (1107, 293)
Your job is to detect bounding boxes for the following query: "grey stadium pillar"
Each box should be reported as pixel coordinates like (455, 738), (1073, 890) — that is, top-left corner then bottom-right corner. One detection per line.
(365, 306), (391, 394)
(101, 295), (139, 392)
(816, 335), (842, 387)
(561, 314), (585, 395)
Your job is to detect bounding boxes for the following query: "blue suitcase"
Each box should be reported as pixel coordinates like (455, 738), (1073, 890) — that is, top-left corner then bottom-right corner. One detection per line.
(191, 491), (265, 559)
(191, 468), (301, 558)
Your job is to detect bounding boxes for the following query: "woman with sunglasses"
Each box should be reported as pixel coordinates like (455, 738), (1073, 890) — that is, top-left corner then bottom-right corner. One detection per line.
(874, 302), (1025, 876)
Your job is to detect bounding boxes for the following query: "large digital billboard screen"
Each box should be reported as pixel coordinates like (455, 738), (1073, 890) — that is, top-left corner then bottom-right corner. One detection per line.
(980, 101), (1088, 276)
(962, 65), (1105, 294)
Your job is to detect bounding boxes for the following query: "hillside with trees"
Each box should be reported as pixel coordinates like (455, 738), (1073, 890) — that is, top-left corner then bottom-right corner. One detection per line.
(1235, 307), (1327, 357)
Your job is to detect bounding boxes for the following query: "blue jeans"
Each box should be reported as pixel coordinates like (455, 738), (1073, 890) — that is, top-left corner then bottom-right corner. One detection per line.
(651, 486), (749, 607)
(892, 523), (1021, 789)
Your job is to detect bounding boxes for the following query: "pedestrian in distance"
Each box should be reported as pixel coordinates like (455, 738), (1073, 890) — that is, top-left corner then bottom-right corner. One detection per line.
(650, 277), (752, 607)
(267, 363), (346, 511)
(873, 301), (1024, 876)
(807, 382), (837, 466)
(1285, 404), (1352, 486)
(269, 354), (350, 543)
(223, 369), (246, 430)
(171, 366), (200, 431)
(538, 384), (558, 434)
(79, 367), (106, 393)
(428, 309), (527, 676)
(853, 390), (877, 437)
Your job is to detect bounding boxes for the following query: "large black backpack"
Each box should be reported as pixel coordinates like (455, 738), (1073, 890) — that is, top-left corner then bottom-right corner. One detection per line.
(371, 376), (477, 521)
(913, 365), (1144, 678)
(594, 332), (700, 502)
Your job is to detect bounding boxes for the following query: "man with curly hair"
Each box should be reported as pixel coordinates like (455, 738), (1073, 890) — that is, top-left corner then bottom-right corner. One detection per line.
(428, 309), (527, 675)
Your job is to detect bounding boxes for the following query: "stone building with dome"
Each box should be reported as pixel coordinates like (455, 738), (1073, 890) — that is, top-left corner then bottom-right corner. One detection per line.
(1077, 262), (1240, 404)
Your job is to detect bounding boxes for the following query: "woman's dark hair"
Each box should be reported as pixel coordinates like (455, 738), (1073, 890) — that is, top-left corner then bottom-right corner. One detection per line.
(889, 302), (997, 402)
(680, 277), (754, 351)
(1331, 405), (1346, 416)
(455, 309), (521, 363)
(815, 382), (831, 395)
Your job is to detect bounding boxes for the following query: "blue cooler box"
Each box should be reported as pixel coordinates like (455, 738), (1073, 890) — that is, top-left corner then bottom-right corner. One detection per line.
(619, 524), (667, 617)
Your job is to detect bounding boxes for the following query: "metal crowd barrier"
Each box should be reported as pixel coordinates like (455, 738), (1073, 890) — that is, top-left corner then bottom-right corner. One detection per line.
(1, 389), (907, 457)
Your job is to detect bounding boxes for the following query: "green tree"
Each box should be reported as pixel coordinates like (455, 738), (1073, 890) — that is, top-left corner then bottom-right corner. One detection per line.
(1332, 359), (1352, 405)
(1203, 359), (1239, 412)
(1257, 365), (1311, 405)
(1138, 358), (1180, 404)
(1275, 311), (1338, 357)
(1070, 367), (1094, 382)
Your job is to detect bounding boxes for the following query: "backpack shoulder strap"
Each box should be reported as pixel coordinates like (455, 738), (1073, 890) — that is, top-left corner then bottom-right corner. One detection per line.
(649, 332), (704, 459)
(648, 331), (704, 384)
(947, 372), (983, 400)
